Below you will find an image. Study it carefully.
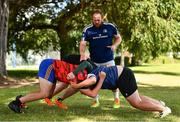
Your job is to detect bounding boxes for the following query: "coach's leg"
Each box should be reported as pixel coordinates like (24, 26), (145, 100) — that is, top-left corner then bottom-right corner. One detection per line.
(112, 88), (120, 108)
(108, 61), (120, 108)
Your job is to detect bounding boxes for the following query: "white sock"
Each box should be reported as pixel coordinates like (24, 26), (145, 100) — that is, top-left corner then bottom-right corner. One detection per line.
(93, 94), (99, 102)
(113, 90), (120, 100)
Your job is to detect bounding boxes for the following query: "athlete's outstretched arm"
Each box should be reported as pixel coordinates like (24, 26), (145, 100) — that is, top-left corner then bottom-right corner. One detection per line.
(67, 60), (94, 80)
(79, 72), (106, 98)
(74, 60), (94, 75)
(70, 76), (96, 89)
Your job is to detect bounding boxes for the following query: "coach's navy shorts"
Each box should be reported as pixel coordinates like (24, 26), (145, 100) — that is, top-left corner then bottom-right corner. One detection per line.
(116, 67), (137, 98)
(38, 59), (56, 84)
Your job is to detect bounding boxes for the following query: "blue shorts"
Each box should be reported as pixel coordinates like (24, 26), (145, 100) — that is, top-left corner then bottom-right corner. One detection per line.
(38, 59), (56, 84)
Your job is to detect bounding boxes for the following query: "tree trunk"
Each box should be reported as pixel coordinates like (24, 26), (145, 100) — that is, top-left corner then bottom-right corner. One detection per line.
(57, 22), (72, 59)
(0, 0), (9, 77)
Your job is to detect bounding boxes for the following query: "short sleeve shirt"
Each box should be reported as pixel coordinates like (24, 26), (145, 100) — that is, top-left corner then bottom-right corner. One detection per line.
(88, 66), (119, 90)
(82, 22), (119, 63)
(53, 60), (87, 83)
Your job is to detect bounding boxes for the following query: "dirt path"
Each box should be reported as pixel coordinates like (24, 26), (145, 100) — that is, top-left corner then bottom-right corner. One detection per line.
(0, 77), (38, 88)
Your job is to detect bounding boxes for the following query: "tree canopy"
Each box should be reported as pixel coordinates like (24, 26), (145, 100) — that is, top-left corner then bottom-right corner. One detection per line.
(8, 0), (180, 64)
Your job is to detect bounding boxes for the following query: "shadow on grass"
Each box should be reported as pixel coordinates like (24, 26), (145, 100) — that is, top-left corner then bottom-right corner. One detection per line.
(7, 70), (38, 78)
(1, 84), (179, 121)
(133, 70), (180, 76)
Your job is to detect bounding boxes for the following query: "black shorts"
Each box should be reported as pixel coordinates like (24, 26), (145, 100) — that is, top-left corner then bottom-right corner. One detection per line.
(116, 67), (137, 98)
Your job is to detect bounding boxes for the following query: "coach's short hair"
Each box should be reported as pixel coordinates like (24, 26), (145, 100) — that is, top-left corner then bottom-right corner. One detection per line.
(91, 9), (104, 17)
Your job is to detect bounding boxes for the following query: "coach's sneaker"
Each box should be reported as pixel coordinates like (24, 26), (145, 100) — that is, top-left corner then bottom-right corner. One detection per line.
(44, 98), (54, 106)
(90, 101), (100, 108)
(113, 98), (120, 108)
(159, 106), (171, 118)
(55, 99), (68, 110)
(8, 100), (22, 113)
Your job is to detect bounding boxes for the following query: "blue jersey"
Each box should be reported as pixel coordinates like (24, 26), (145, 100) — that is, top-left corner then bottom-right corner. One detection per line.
(88, 66), (119, 90)
(82, 22), (119, 63)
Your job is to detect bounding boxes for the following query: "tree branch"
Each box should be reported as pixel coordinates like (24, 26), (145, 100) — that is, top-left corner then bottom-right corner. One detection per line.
(24, 23), (58, 31)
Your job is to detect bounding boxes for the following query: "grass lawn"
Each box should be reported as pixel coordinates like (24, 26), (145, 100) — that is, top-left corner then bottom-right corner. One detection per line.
(0, 63), (180, 121)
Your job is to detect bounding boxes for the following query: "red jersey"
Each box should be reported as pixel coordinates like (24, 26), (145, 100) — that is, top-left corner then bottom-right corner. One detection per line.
(53, 60), (87, 84)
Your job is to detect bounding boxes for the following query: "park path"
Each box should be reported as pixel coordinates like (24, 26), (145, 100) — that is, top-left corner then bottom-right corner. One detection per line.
(0, 77), (38, 88)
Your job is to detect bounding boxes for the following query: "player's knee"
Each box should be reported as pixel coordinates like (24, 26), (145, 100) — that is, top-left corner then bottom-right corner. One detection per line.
(42, 92), (52, 98)
(91, 94), (97, 98)
(62, 84), (68, 89)
(57, 83), (68, 89)
(129, 100), (141, 109)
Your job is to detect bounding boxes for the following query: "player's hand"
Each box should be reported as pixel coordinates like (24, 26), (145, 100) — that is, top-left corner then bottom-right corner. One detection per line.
(107, 45), (116, 52)
(99, 71), (106, 81)
(67, 72), (75, 80)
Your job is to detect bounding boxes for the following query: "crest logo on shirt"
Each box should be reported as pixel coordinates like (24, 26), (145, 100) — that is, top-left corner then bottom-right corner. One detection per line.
(103, 29), (107, 33)
(87, 31), (97, 35)
(87, 31), (91, 35)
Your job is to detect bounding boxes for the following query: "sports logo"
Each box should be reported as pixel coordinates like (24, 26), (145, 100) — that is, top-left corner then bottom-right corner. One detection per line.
(103, 29), (107, 33)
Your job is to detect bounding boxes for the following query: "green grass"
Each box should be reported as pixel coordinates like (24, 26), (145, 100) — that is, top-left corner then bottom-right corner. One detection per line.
(0, 63), (180, 121)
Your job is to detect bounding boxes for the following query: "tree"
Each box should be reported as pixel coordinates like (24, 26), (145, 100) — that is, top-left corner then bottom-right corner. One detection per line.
(106, 0), (180, 65)
(0, 0), (9, 76)
(1, 0), (63, 77)
(6, 0), (180, 69)
(8, 0), (110, 57)
(1, 0), (110, 77)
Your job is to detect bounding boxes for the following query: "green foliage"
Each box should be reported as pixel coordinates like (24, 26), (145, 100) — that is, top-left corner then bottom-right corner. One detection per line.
(106, 0), (180, 65)
(147, 55), (180, 64)
(7, 0), (180, 64)
(8, 29), (59, 61)
(8, 0), (62, 60)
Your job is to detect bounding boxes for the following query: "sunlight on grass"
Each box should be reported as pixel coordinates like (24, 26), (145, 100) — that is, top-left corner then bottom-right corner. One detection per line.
(71, 118), (95, 122)
(135, 74), (180, 87)
(7, 65), (39, 70)
(1, 63), (180, 121)
(131, 63), (180, 75)
(130, 63), (180, 87)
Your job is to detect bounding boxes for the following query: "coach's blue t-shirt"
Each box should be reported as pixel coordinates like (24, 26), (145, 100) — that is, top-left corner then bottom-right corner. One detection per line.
(88, 66), (119, 90)
(82, 22), (119, 63)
